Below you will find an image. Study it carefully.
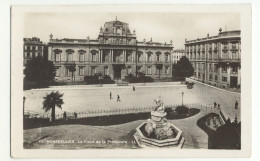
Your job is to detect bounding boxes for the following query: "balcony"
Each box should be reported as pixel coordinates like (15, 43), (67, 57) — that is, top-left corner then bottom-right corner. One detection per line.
(112, 60), (125, 64)
(218, 58), (240, 63)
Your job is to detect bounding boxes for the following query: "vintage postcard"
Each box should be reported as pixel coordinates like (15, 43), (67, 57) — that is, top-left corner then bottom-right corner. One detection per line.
(11, 4), (252, 158)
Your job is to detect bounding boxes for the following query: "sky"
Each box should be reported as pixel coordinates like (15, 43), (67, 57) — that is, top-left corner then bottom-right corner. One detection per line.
(24, 12), (240, 49)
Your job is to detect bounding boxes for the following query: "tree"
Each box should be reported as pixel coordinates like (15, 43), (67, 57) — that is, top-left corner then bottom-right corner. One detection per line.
(24, 56), (55, 87)
(211, 121), (241, 149)
(43, 91), (64, 122)
(172, 56), (194, 78)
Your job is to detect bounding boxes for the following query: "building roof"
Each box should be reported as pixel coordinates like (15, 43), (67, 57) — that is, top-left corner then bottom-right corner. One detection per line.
(173, 49), (185, 53)
(102, 20), (132, 35)
(23, 37), (44, 45)
(185, 30), (241, 45)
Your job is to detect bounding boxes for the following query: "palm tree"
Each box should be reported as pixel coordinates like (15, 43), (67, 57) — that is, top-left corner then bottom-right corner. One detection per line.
(43, 91), (64, 122)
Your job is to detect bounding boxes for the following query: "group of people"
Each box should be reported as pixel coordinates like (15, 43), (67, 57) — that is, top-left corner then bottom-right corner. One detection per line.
(109, 86), (136, 102)
(63, 111), (77, 120)
(110, 92), (121, 102)
(213, 102), (221, 109)
(213, 100), (239, 109)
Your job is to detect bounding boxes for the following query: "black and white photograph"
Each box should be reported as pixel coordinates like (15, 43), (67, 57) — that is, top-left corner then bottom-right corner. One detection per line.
(10, 4), (252, 158)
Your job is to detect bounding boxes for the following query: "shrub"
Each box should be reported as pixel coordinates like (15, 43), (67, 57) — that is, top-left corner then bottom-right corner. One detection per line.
(165, 107), (174, 114)
(84, 75), (115, 84)
(175, 105), (189, 114)
(123, 73), (153, 83)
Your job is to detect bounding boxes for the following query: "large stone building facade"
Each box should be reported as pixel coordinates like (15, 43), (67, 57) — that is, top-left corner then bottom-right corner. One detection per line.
(48, 19), (174, 82)
(185, 29), (241, 88)
(23, 37), (47, 66)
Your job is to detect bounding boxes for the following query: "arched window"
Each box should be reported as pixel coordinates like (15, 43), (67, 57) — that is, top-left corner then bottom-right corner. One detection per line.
(53, 49), (62, 62)
(78, 50), (86, 62)
(147, 51), (152, 62)
(91, 50), (98, 62)
(137, 51), (143, 62)
(156, 52), (161, 62)
(165, 52), (170, 62)
(116, 27), (122, 35)
(66, 49), (74, 62)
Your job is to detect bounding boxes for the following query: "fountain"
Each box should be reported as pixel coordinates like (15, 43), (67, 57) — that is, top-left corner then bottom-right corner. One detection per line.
(134, 97), (185, 148)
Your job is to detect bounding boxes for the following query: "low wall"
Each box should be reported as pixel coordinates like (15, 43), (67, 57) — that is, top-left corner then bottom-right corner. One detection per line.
(44, 81), (183, 89)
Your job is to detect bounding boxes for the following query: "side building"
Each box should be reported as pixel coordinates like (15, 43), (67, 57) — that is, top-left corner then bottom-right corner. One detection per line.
(48, 19), (174, 82)
(172, 49), (185, 64)
(23, 37), (47, 66)
(185, 29), (241, 88)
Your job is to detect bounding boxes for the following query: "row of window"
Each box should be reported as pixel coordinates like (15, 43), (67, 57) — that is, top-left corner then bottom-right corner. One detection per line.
(55, 66), (170, 77)
(24, 45), (43, 51)
(194, 64), (238, 73)
(188, 51), (238, 59)
(137, 53), (170, 62)
(195, 73), (228, 82)
(102, 37), (134, 44)
(24, 52), (42, 58)
(55, 52), (171, 62)
(186, 42), (238, 51)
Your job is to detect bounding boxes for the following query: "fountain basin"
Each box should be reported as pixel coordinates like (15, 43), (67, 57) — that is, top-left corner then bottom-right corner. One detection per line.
(134, 122), (185, 148)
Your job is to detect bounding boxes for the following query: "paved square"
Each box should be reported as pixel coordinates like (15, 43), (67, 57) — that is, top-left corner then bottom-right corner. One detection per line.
(24, 82), (240, 121)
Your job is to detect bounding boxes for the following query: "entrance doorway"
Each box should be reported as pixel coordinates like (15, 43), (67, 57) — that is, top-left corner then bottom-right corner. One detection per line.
(114, 68), (121, 80)
(230, 76), (238, 88)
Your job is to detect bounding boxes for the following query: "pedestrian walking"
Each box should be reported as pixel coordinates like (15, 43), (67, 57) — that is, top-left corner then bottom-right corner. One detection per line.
(235, 100), (238, 109)
(218, 104), (220, 109)
(63, 111), (67, 120)
(214, 102), (217, 108)
(74, 112), (77, 119)
(110, 92), (112, 100)
(117, 94), (121, 102)
(133, 86), (135, 91)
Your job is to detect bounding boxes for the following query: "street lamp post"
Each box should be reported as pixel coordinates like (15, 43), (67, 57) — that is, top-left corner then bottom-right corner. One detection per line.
(182, 92), (184, 106)
(23, 96), (26, 120)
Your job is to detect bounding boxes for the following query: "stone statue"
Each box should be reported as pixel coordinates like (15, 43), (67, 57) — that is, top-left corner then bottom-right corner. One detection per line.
(154, 96), (165, 113)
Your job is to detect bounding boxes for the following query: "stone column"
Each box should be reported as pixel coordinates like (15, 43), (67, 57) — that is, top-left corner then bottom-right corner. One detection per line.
(219, 42), (222, 59)
(237, 67), (241, 87)
(196, 63), (199, 78)
(132, 51), (134, 63)
(207, 63), (209, 82)
(170, 51), (172, 62)
(109, 49), (111, 63)
(227, 65), (231, 87)
(238, 42), (241, 59)
(101, 49), (103, 64)
(48, 46), (52, 61)
(98, 50), (101, 63)
(111, 50), (114, 63)
(124, 50), (126, 63)
(218, 66), (222, 87)
(228, 41), (232, 59)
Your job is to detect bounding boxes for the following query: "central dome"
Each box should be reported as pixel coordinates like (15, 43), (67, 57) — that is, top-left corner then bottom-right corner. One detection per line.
(102, 20), (132, 35)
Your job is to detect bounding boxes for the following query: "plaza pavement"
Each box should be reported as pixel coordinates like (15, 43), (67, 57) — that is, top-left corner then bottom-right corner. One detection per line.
(24, 81), (241, 122)
(23, 81), (241, 149)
